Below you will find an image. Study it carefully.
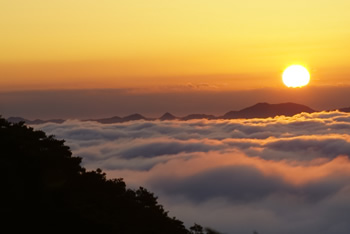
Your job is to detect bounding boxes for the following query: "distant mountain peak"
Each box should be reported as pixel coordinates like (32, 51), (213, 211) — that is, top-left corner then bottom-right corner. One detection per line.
(160, 112), (177, 120)
(122, 113), (147, 121)
(223, 102), (315, 119)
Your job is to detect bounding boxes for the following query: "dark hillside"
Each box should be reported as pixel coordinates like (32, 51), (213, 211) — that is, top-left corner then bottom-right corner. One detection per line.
(0, 117), (190, 233)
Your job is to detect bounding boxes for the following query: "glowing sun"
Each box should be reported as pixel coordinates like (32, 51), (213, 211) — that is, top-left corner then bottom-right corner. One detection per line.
(282, 65), (310, 88)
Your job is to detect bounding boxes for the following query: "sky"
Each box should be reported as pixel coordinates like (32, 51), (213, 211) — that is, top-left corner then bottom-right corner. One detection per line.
(34, 111), (350, 234)
(1, 1), (350, 119)
(3, 2), (350, 233)
(1, 86), (350, 119)
(1, 0), (350, 92)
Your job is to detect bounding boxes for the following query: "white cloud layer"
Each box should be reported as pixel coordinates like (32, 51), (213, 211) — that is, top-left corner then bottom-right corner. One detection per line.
(34, 111), (350, 234)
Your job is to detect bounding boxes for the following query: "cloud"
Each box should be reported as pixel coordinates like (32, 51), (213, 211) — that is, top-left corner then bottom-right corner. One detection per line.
(33, 110), (350, 234)
(151, 165), (292, 203)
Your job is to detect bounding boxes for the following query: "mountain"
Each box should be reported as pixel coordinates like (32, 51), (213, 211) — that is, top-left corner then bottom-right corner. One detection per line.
(89, 113), (148, 124)
(181, 114), (216, 120)
(222, 102), (315, 119)
(6, 102), (321, 124)
(90, 116), (122, 124)
(122, 113), (148, 121)
(339, 107), (350, 112)
(7, 117), (65, 124)
(159, 112), (177, 120)
(7, 117), (27, 123)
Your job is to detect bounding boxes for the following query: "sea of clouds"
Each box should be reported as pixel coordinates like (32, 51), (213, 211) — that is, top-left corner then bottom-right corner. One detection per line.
(34, 111), (350, 234)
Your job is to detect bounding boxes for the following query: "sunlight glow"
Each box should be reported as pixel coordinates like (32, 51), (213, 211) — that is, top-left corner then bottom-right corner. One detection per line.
(282, 65), (310, 88)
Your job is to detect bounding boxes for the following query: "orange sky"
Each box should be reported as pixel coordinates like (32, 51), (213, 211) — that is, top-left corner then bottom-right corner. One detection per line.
(1, 0), (350, 91)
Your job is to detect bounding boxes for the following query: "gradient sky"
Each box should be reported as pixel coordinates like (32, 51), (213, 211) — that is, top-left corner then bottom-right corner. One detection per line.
(1, 0), (350, 91)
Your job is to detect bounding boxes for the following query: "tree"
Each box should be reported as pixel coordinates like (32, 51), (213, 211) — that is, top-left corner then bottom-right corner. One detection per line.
(205, 227), (222, 234)
(189, 224), (223, 234)
(0, 117), (189, 233)
(190, 223), (205, 234)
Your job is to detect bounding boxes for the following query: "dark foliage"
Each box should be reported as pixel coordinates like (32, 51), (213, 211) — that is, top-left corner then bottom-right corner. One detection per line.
(190, 223), (205, 234)
(0, 117), (190, 233)
(188, 223), (224, 234)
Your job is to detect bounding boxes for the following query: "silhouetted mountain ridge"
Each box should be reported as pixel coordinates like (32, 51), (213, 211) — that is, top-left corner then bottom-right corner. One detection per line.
(339, 107), (350, 112)
(8, 102), (350, 124)
(160, 112), (177, 120)
(222, 102), (315, 119)
(88, 116), (122, 124)
(7, 116), (65, 124)
(181, 114), (216, 121)
(86, 114), (149, 123)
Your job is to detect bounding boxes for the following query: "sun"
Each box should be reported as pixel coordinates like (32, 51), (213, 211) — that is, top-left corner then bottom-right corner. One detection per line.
(282, 65), (310, 88)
